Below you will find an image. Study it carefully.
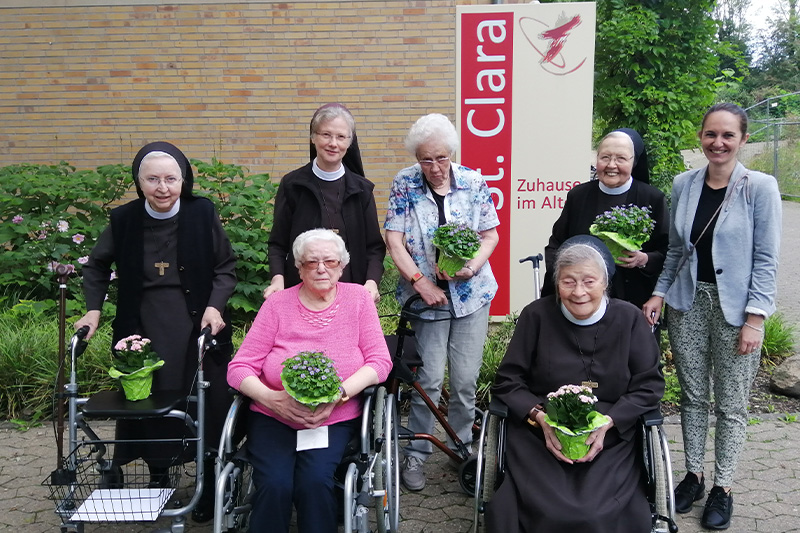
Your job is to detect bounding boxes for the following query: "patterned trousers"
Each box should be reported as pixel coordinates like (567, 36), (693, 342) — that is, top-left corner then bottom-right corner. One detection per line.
(667, 281), (761, 487)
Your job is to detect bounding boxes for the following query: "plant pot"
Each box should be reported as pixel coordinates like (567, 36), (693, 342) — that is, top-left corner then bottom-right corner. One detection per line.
(437, 253), (467, 277)
(544, 411), (611, 460)
(109, 360), (165, 401)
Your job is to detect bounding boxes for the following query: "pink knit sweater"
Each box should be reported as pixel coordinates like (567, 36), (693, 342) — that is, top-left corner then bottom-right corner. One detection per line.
(227, 283), (392, 429)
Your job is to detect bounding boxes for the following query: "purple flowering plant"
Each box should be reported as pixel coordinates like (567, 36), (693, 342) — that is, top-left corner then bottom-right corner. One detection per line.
(589, 204), (655, 264)
(432, 223), (481, 276)
(280, 351), (342, 409)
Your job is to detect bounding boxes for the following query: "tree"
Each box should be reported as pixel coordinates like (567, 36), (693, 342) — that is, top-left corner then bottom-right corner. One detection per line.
(592, 0), (722, 193)
(714, 0), (753, 75)
(751, 0), (800, 92)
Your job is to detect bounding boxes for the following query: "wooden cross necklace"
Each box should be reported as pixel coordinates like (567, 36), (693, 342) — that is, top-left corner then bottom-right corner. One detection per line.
(149, 220), (176, 276)
(572, 325), (601, 390)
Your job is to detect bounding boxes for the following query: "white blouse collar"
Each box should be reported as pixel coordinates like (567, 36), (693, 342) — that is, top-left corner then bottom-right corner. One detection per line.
(561, 296), (608, 326)
(312, 158), (345, 181)
(599, 177), (633, 195)
(145, 198), (180, 220)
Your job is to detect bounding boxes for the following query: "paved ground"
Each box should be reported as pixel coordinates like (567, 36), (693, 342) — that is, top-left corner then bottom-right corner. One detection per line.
(2, 201), (799, 533)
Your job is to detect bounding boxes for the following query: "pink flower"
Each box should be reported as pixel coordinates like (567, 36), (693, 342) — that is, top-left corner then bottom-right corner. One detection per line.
(110, 271), (117, 281)
(38, 231), (48, 240)
(12, 215), (23, 224)
(72, 234), (85, 244)
(77, 256), (89, 265)
(57, 220), (69, 232)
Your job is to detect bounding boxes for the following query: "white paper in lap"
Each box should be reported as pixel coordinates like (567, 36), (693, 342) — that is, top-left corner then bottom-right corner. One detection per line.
(71, 488), (175, 522)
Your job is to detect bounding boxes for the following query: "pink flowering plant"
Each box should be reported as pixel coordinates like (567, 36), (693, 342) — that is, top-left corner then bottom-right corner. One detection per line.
(280, 351), (342, 410)
(432, 223), (481, 276)
(109, 335), (164, 401)
(544, 384), (610, 460)
(589, 204), (655, 265)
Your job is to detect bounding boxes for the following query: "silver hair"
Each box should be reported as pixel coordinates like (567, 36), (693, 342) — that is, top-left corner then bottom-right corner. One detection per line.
(292, 228), (351, 269)
(137, 151), (181, 180)
(310, 105), (355, 140)
(404, 113), (459, 156)
(553, 243), (610, 300)
(596, 130), (634, 155)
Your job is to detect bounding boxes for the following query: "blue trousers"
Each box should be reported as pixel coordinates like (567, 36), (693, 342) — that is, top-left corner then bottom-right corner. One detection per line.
(247, 411), (356, 533)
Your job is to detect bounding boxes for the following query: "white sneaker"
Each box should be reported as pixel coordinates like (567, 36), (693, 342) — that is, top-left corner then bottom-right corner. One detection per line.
(401, 455), (426, 491)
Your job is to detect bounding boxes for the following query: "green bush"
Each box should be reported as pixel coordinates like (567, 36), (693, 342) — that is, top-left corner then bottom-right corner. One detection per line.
(761, 312), (796, 366)
(0, 162), (128, 302)
(192, 157), (275, 319)
(477, 316), (516, 409)
(0, 301), (116, 419)
(0, 158), (275, 322)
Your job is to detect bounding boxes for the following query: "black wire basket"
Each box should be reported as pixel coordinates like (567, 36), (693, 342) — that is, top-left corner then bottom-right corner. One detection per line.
(43, 441), (182, 523)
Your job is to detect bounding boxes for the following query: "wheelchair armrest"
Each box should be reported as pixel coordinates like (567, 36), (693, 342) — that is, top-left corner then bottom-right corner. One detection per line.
(641, 407), (664, 427)
(488, 397), (509, 418)
(361, 386), (376, 398)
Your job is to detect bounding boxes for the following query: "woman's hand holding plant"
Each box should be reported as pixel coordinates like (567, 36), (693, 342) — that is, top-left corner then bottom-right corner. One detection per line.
(538, 410), (574, 464)
(576, 415), (614, 463)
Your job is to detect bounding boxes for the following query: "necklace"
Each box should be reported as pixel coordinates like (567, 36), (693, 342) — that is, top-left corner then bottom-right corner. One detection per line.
(316, 178), (342, 234)
(148, 219), (176, 276)
(572, 325), (601, 389)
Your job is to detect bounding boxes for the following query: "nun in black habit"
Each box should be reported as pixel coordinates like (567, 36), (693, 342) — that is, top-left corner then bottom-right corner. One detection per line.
(487, 236), (664, 532)
(75, 141), (236, 522)
(263, 102), (385, 303)
(542, 129), (668, 310)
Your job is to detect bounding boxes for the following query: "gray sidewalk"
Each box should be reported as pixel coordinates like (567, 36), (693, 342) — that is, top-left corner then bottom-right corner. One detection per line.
(2, 417), (800, 532)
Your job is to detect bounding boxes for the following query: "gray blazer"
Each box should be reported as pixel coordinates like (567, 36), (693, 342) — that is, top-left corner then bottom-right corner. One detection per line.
(653, 162), (781, 326)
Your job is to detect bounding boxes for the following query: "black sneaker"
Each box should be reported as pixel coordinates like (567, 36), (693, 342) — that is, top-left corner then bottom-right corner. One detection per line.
(674, 472), (705, 513)
(701, 486), (733, 530)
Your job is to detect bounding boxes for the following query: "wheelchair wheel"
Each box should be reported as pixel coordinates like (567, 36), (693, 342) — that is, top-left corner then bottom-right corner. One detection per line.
(373, 387), (400, 533)
(473, 412), (502, 533)
(647, 425), (677, 533)
(216, 450), (254, 532)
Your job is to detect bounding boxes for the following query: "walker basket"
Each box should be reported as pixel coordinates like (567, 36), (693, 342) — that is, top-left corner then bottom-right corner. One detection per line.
(43, 441), (181, 523)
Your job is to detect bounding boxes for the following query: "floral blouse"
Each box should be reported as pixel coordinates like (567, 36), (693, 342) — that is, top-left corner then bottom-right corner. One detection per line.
(384, 162), (499, 317)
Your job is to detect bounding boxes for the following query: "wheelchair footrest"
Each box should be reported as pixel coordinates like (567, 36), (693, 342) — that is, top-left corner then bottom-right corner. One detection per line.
(81, 390), (185, 419)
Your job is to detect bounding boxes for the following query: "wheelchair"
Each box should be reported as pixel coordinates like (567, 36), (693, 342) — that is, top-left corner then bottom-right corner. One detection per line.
(44, 327), (216, 533)
(212, 385), (400, 533)
(472, 398), (678, 533)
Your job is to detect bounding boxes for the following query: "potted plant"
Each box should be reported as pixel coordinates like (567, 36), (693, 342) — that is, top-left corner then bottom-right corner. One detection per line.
(589, 204), (655, 265)
(432, 222), (481, 276)
(108, 335), (164, 401)
(280, 351), (342, 410)
(543, 384), (610, 460)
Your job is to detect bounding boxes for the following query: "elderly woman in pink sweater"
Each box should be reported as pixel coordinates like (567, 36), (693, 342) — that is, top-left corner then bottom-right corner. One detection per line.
(227, 228), (392, 533)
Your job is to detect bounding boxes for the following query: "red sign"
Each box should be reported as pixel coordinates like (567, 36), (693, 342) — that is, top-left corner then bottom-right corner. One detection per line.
(459, 12), (514, 316)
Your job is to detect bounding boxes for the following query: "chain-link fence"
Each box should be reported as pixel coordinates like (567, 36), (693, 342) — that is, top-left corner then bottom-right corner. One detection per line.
(743, 93), (800, 198)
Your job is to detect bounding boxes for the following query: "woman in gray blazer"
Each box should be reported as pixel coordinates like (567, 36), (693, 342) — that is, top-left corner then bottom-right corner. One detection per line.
(643, 103), (781, 531)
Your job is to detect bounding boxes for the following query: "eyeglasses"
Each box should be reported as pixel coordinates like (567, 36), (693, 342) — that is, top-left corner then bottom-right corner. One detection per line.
(558, 278), (601, 291)
(314, 131), (351, 144)
(418, 156), (450, 167)
(597, 154), (632, 165)
(141, 176), (183, 187)
(301, 259), (342, 270)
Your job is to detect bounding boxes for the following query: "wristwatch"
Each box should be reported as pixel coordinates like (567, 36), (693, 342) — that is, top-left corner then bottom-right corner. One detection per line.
(527, 405), (544, 428)
(410, 272), (424, 284)
(339, 386), (350, 403)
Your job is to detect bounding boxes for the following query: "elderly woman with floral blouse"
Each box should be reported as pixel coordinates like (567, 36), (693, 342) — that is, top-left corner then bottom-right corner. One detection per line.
(384, 113), (500, 491)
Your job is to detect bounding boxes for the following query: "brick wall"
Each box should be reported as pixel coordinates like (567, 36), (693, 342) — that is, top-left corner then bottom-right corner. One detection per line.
(0, 0), (489, 207)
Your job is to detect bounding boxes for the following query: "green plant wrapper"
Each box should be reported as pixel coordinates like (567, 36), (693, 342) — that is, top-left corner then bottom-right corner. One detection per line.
(589, 225), (648, 265)
(109, 359), (165, 401)
(281, 374), (341, 412)
(437, 253), (468, 277)
(544, 411), (611, 460)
